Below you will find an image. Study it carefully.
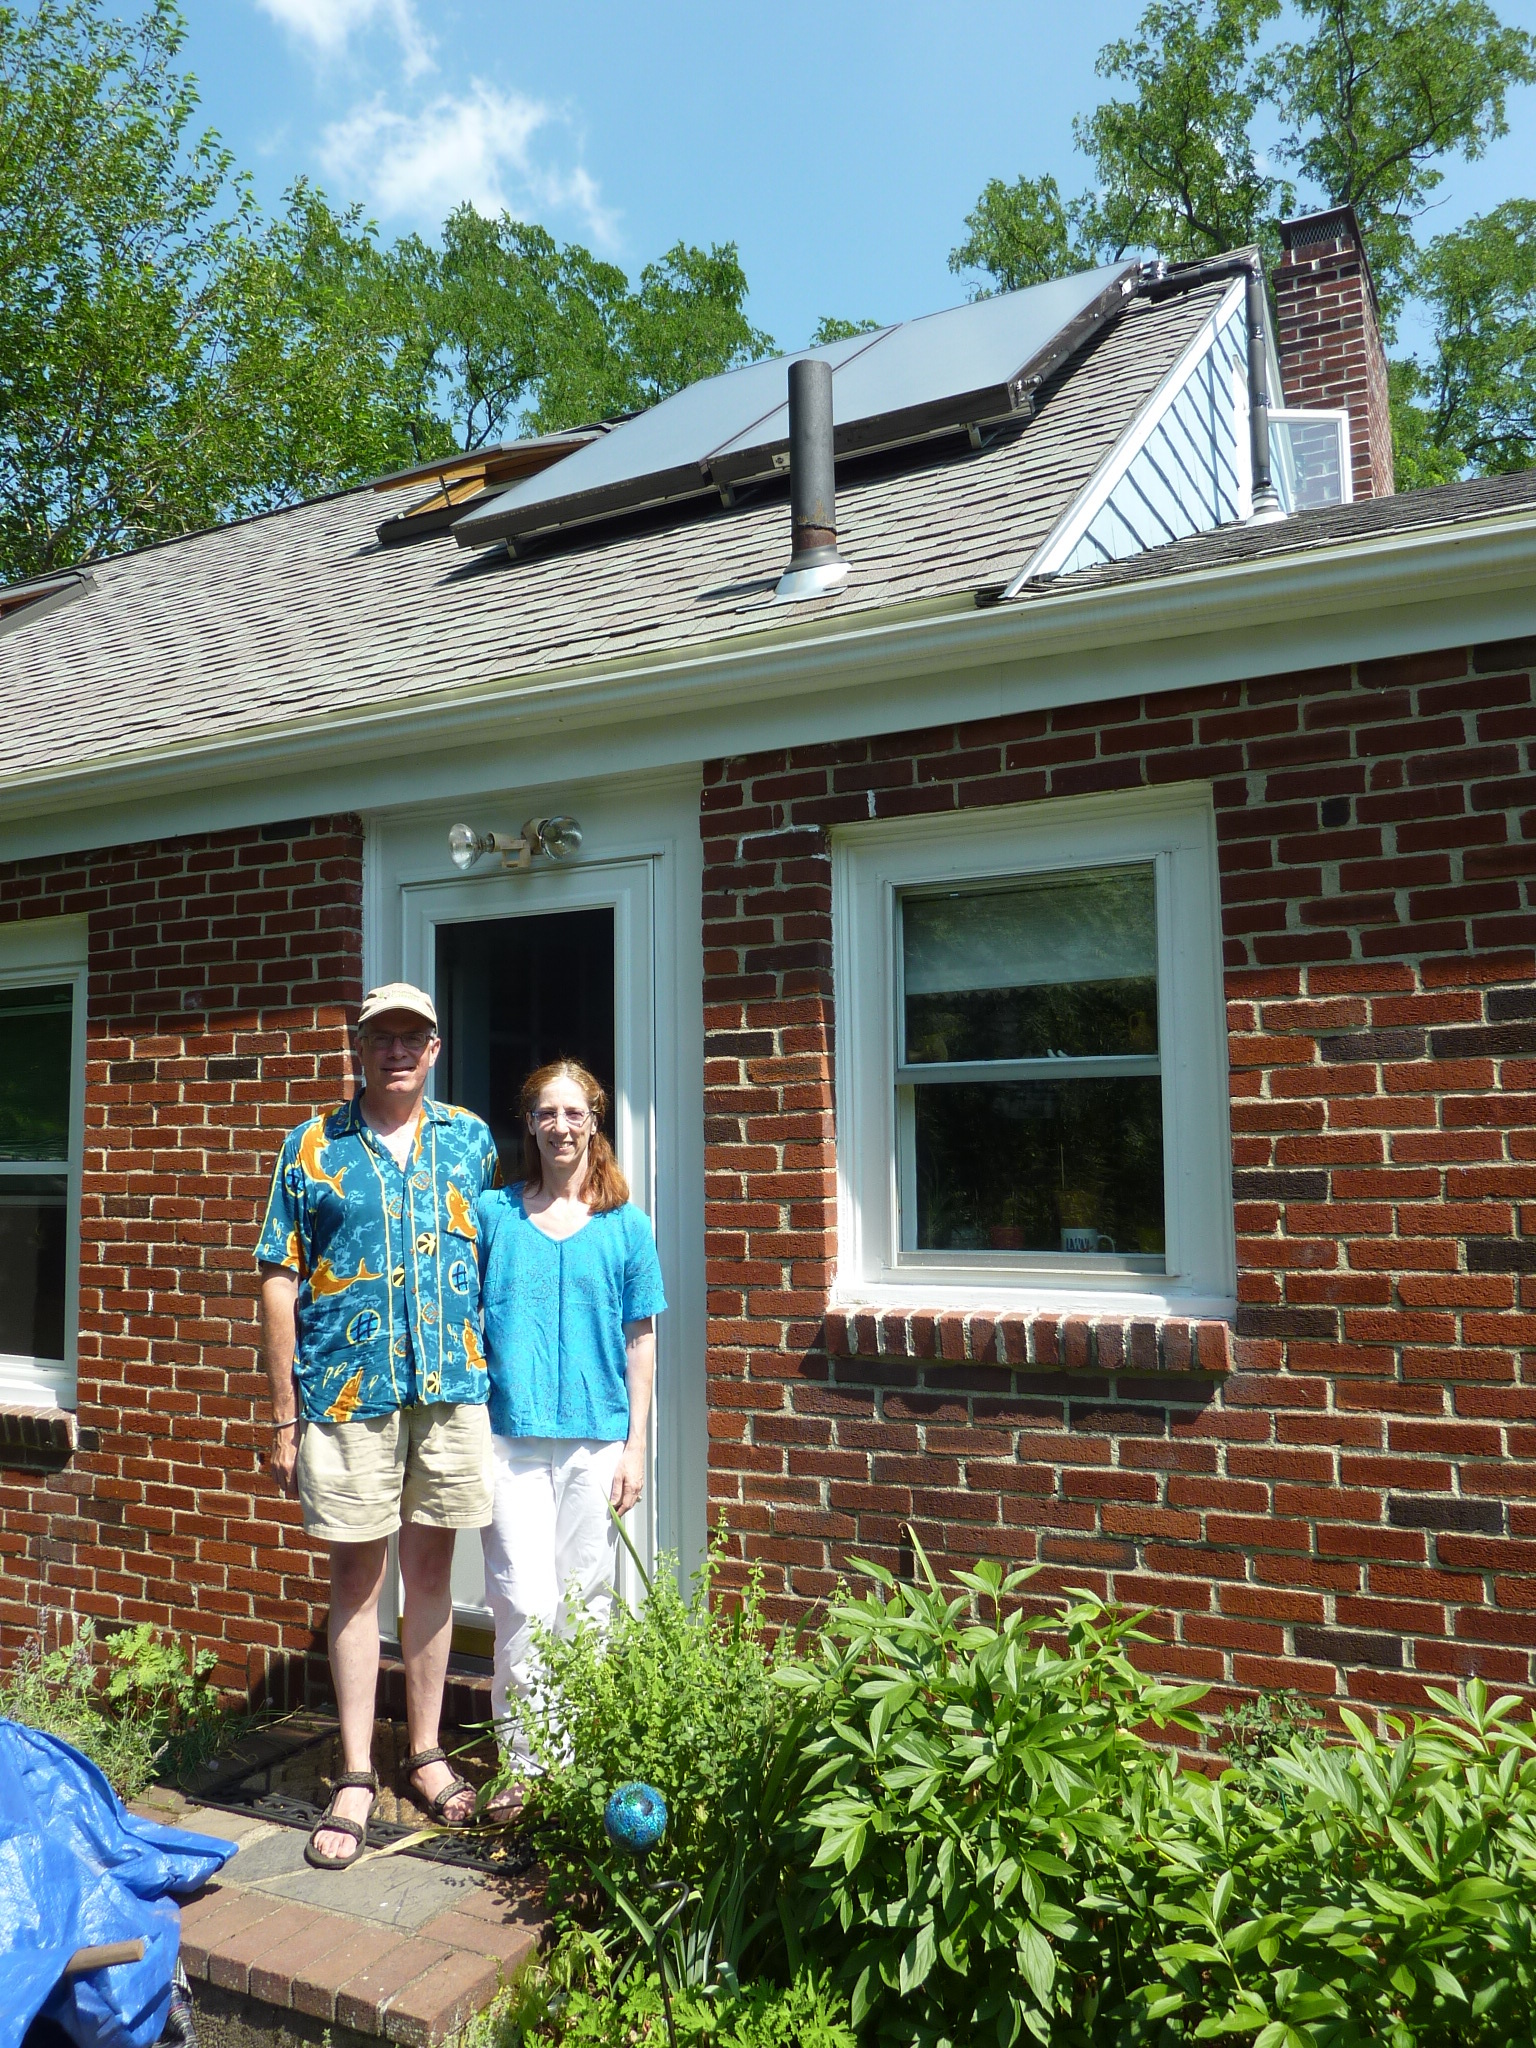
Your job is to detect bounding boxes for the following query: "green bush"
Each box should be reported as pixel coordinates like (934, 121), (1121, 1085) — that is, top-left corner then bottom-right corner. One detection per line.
(0, 1615), (223, 1797)
(551, 1961), (854, 2048)
(509, 1537), (787, 1945)
(768, 1545), (1203, 2046)
(1128, 1686), (1536, 2047)
(517, 1536), (1536, 2047)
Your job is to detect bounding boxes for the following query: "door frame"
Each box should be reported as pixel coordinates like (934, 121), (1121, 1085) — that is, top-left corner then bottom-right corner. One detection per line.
(361, 769), (706, 1635)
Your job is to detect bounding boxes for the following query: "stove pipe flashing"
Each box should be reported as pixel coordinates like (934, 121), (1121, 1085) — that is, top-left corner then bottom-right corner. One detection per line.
(775, 357), (849, 602)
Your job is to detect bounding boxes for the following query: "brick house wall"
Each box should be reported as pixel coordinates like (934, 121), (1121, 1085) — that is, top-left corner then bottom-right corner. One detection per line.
(702, 642), (1536, 1714)
(0, 817), (363, 1701)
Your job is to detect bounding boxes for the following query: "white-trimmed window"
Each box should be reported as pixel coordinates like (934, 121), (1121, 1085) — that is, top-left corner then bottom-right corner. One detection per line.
(0, 917), (87, 1408)
(832, 786), (1235, 1316)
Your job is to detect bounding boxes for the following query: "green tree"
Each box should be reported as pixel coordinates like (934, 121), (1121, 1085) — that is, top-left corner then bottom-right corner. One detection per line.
(1392, 201), (1536, 483)
(0, 0), (774, 582)
(950, 0), (1536, 485)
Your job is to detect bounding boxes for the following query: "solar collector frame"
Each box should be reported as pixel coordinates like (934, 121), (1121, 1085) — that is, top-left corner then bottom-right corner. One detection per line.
(451, 263), (1139, 550)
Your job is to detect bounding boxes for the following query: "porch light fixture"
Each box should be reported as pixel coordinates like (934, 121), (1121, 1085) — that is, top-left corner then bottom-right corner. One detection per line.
(447, 816), (583, 873)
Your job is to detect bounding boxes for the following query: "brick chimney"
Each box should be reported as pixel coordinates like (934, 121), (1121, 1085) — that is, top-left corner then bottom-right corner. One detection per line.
(1272, 205), (1394, 500)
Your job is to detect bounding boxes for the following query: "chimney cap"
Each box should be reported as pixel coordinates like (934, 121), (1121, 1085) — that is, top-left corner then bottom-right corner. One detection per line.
(1277, 204), (1380, 314)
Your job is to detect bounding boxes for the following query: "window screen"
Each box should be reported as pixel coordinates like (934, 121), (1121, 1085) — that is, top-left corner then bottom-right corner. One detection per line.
(897, 869), (1165, 1263)
(0, 984), (72, 1363)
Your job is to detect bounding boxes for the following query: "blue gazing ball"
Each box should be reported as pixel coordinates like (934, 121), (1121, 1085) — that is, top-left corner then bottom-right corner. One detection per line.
(604, 1781), (668, 1855)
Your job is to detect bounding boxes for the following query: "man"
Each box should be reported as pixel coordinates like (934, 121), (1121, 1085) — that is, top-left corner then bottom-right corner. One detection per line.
(258, 983), (499, 1869)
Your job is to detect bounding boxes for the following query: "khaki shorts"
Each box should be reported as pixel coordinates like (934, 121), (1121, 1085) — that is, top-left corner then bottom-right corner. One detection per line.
(296, 1402), (493, 1544)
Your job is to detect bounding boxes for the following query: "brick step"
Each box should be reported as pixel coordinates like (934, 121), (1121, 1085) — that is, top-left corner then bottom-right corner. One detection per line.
(377, 1652), (493, 1734)
(134, 1792), (543, 2047)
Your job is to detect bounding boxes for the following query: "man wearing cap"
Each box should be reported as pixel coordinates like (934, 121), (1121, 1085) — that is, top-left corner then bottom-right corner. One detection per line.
(257, 984), (500, 1869)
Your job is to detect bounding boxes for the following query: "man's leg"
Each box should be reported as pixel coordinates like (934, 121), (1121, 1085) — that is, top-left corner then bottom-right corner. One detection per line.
(313, 1536), (389, 1861)
(397, 1519), (472, 1820)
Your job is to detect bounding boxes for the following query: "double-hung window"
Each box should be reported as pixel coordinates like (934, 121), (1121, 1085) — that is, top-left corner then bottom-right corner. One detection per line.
(833, 786), (1234, 1315)
(0, 917), (87, 1407)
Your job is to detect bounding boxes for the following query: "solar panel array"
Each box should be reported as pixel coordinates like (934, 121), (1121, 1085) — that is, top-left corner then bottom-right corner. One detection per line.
(451, 263), (1138, 549)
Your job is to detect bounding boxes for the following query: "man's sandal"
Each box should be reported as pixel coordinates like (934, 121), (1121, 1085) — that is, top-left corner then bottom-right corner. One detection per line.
(304, 1769), (378, 1870)
(406, 1745), (476, 1828)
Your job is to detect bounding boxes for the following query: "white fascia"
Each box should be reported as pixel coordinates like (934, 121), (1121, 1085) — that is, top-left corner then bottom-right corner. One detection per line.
(1004, 277), (1247, 595)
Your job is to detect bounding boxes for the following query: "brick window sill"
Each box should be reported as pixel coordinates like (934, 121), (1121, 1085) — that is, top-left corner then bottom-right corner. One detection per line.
(825, 1308), (1233, 1375)
(0, 1402), (78, 1467)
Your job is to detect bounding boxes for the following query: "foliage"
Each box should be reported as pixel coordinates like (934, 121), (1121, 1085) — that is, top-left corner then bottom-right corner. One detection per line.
(0, 1615), (224, 1796)
(768, 1546), (1205, 2047)
(810, 317), (884, 345)
(1261, 0), (1536, 310)
(1126, 1685), (1536, 2046)
(505, 1535), (786, 1940)
(1219, 1686), (1325, 1767)
(0, 0), (775, 583)
(949, 0), (1536, 485)
(1391, 200), (1536, 482)
(515, 1535), (1536, 2047)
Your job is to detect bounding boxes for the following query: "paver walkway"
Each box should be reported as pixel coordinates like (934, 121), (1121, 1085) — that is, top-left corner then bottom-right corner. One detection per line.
(133, 1785), (543, 2047)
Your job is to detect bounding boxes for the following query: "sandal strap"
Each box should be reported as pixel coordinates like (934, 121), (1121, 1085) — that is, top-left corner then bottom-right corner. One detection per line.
(312, 1813), (366, 1846)
(405, 1747), (447, 1771)
(330, 1770), (379, 1792)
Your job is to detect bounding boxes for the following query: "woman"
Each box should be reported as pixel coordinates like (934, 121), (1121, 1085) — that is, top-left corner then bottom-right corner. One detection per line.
(477, 1058), (665, 1790)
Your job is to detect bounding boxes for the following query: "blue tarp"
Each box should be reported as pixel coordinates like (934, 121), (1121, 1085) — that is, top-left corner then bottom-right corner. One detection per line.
(0, 1720), (237, 2048)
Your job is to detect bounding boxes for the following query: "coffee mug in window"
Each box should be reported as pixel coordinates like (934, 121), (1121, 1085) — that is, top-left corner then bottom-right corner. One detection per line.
(1061, 1225), (1116, 1255)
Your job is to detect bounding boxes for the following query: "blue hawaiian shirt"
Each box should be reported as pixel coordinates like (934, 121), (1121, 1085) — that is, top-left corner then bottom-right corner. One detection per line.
(256, 1096), (500, 1422)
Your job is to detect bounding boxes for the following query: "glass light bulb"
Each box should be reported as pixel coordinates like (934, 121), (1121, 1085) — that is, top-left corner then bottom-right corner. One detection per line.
(541, 816), (583, 862)
(448, 823), (483, 872)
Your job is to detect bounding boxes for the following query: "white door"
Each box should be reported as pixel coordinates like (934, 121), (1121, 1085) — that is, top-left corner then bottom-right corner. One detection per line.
(393, 857), (658, 1648)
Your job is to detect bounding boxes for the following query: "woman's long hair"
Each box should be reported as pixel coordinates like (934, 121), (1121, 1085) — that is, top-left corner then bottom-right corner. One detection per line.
(518, 1058), (629, 1214)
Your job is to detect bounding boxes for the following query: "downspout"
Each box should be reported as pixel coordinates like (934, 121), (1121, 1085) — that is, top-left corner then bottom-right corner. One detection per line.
(1141, 249), (1283, 524)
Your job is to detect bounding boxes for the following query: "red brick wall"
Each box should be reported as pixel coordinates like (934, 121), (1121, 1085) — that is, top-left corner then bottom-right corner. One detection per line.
(702, 642), (1536, 1713)
(1275, 208), (1395, 502)
(0, 817), (363, 1700)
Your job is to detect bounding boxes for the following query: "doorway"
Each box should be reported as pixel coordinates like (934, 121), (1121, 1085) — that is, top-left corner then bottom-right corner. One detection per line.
(433, 907), (620, 1654)
(436, 908), (616, 1163)
(390, 855), (660, 1655)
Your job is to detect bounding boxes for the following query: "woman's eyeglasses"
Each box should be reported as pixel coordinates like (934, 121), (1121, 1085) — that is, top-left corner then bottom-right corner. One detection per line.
(531, 1106), (593, 1130)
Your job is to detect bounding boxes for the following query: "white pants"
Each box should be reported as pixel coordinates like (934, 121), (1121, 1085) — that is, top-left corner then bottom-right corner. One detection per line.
(480, 1433), (623, 1762)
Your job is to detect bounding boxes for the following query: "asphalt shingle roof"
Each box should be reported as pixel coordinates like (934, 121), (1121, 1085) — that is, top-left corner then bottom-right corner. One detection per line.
(1023, 466), (1536, 599)
(0, 284), (1225, 783)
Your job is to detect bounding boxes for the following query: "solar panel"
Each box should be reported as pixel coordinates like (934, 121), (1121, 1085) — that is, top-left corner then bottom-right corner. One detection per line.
(451, 263), (1137, 550)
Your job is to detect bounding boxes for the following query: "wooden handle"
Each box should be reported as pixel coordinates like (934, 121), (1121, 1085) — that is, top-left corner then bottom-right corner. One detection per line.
(61, 1940), (146, 1976)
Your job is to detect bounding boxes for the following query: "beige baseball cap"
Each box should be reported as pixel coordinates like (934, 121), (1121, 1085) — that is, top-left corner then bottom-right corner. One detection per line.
(356, 982), (438, 1031)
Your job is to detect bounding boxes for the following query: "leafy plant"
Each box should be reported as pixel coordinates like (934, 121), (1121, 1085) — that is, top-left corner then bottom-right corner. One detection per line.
(1128, 1685), (1536, 2046)
(1220, 1687), (1326, 1767)
(769, 1541), (1205, 2046)
(0, 1614), (229, 1796)
(505, 1530), (787, 1950)
(474, 1925), (854, 2048)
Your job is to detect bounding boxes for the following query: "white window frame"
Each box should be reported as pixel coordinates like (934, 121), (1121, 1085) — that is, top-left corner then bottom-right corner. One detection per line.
(0, 915), (88, 1409)
(831, 785), (1235, 1318)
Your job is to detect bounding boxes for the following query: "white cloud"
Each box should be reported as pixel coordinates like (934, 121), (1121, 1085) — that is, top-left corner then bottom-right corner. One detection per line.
(318, 82), (620, 247)
(254, 0), (433, 81)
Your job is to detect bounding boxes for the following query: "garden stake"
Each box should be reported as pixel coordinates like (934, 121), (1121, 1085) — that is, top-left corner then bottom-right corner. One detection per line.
(603, 1780), (682, 2048)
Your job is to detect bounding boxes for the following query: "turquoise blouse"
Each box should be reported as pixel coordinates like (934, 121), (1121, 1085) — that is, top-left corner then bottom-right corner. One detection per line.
(478, 1187), (666, 1441)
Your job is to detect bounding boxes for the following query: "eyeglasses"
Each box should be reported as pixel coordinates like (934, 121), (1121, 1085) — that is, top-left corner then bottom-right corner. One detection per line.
(531, 1106), (593, 1130)
(361, 1030), (435, 1056)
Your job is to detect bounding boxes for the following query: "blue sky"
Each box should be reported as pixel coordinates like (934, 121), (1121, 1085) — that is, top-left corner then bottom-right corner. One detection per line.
(180, 0), (1536, 357)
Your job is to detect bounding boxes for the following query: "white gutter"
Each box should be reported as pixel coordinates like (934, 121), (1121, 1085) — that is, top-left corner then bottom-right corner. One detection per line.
(1, 506), (1535, 850)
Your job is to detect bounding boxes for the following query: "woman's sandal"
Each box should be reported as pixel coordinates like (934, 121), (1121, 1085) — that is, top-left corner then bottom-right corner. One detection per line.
(406, 1745), (477, 1828)
(304, 1768), (378, 1871)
